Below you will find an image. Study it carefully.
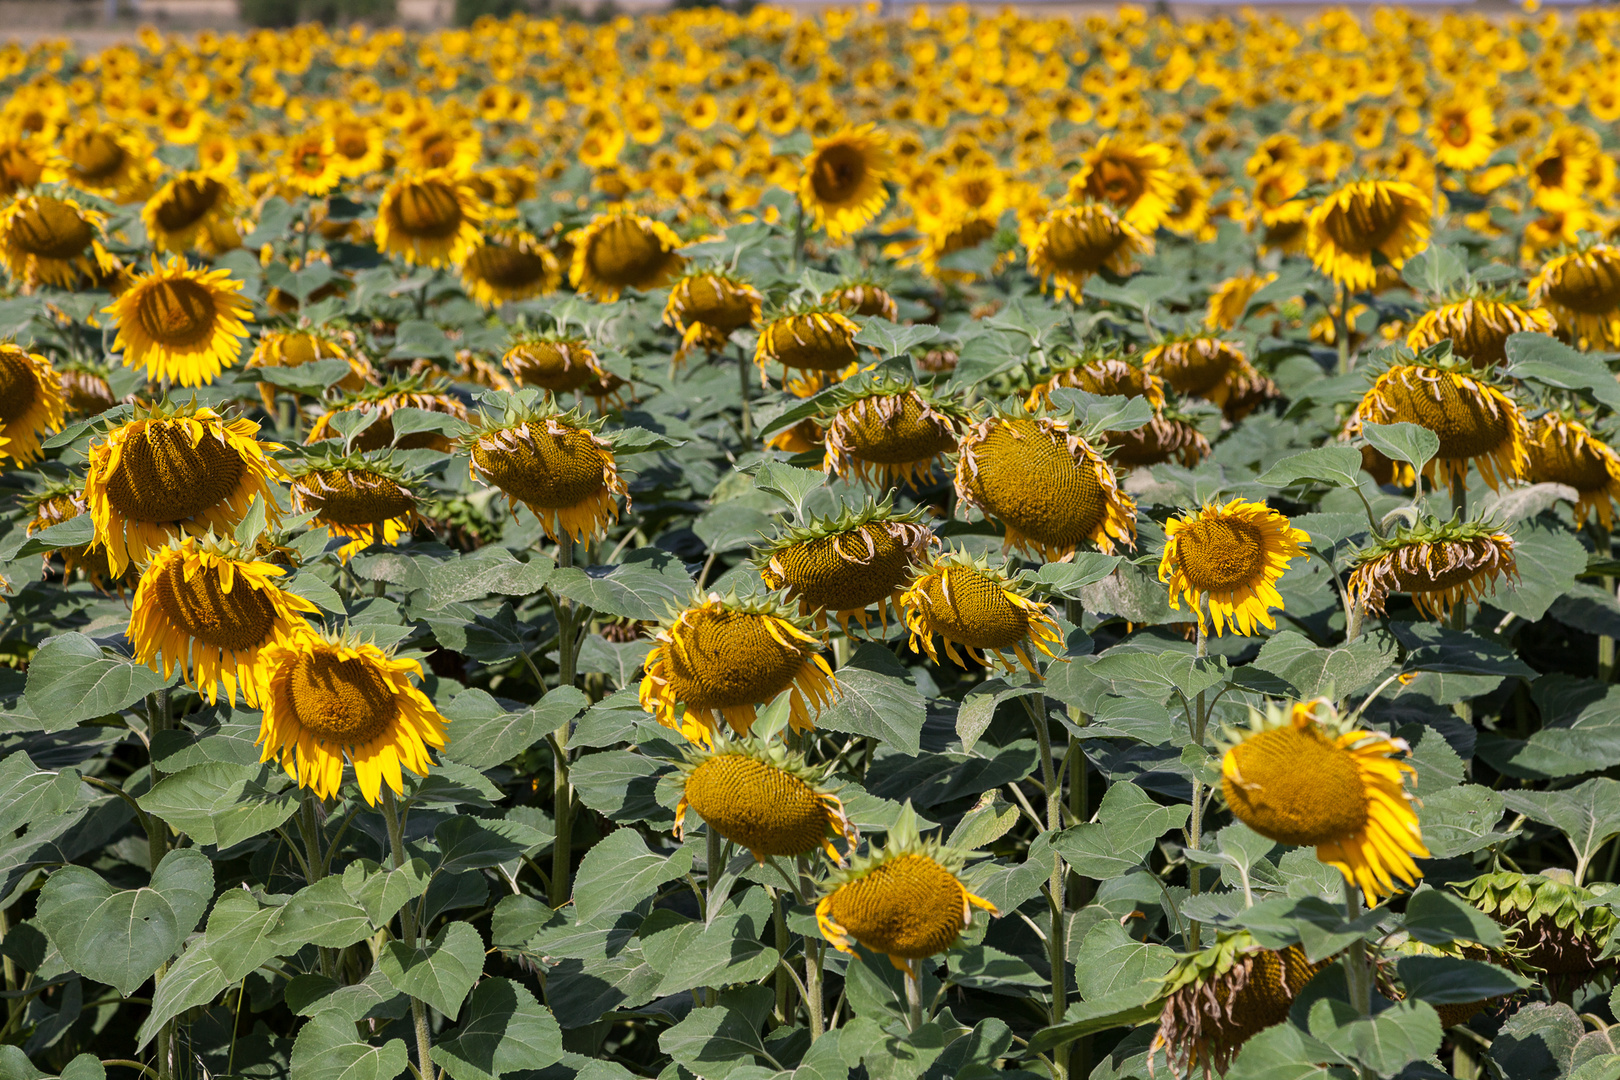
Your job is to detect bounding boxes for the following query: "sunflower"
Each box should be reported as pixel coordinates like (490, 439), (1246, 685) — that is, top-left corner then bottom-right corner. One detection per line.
(290, 455), (418, 562)
(1346, 516), (1518, 620)
(663, 271), (763, 360)
(1456, 872), (1616, 997)
(1159, 498), (1309, 638)
(57, 124), (151, 201)
(1104, 411), (1211, 470)
(23, 482), (108, 585)
(1528, 245), (1620, 348)
(1151, 931), (1326, 1078)
(1428, 97), (1497, 171)
(279, 131), (342, 198)
(1067, 136), (1178, 232)
(249, 328), (370, 411)
(0, 344), (66, 465)
(1222, 698), (1428, 903)
(955, 413), (1136, 561)
(465, 401), (628, 544)
(673, 735), (858, 864)
(799, 124), (893, 241)
(900, 550), (1063, 677)
(816, 808), (996, 978)
(103, 257), (251, 388)
(1024, 201), (1148, 301)
(639, 589), (837, 743)
(1025, 346), (1166, 412)
(755, 307), (862, 382)
(128, 535), (317, 706)
(374, 170), (485, 270)
(307, 379), (468, 453)
(1355, 362), (1526, 491)
(459, 228), (560, 308)
(1307, 179), (1433, 291)
(83, 402), (286, 576)
(502, 333), (607, 396)
(825, 280), (898, 321)
(823, 380), (964, 488)
(757, 499), (935, 635)
(141, 171), (241, 255)
(566, 210), (685, 302)
(57, 363), (120, 417)
(1525, 412), (1620, 529)
(1205, 271), (1279, 331)
(328, 118), (385, 178)
(1138, 336), (1255, 411)
(257, 627), (450, 806)
(1404, 298), (1556, 369)
(0, 192), (119, 290)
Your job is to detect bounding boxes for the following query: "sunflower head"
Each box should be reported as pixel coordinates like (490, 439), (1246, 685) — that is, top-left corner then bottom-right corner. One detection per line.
(0, 343), (66, 464)
(899, 549), (1063, 677)
(502, 332), (606, 395)
(1024, 201), (1148, 301)
(799, 124), (894, 241)
(756, 498), (936, 634)
(141, 171), (242, 255)
(307, 377), (469, 453)
(566, 210), (685, 302)
(1026, 342), (1167, 413)
(755, 305), (863, 379)
(1428, 97), (1497, 171)
(1405, 297), (1555, 370)
(1221, 698), (1427, 902)
(822, 376), (965, 487)
(57, 362), (121, 417)
(1307, 178), (1433, 291)
(1345, 515), (1518, 621)
(824, 279), (899, 322)
(460, 227), (561, 308)
(1455, 872), (1616, 992)
(375, 170), (485, 270)
(104, 257), (252, 389)
(663, 270), (764, 357)
(0, 190), (118, 290)
(281, 131), (342, 197)
(23, 480), (107, 584)
(1151, 930), (1326, 1078)
(1067, 136), (1177, 232)
(257, 624), (450, 806)
(1140, 334), (1258, 411)
(1529, 244), (1620, 348)
(249, 328), (370, 405)
(1525, 411), (1620, 529)
(290, 451), (419, 562)
(1104, 409), (1211, 470)
(1159, 498), (1310, 638)
(674, 734), (858, 864)
(1205, 271), (1280, 331)
(464, 396), (627, 544)
(815, 804), (996, 977)
(955, 410), (1137, 561)
(1355, 356), (1527, 491)
(639, 588), (837, 744)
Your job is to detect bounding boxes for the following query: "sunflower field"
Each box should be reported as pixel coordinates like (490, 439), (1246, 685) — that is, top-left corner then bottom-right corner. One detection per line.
(11, 5), (1620, 1080)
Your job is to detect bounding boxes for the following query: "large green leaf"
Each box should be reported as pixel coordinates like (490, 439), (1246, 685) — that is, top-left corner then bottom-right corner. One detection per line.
(136, 761), (298, 848)
(290, 1012), (410, 1080)
(1503, 778), (1620, 880)
(442, 686), (587, 771)
(377, 921), (485, 1020)
(815, 643), (927, 756)
(23, 633), (171, 731)
(1052, 781), (1190, 879)
(572, 828), (696, 923)
(431, 978), (564, 1080)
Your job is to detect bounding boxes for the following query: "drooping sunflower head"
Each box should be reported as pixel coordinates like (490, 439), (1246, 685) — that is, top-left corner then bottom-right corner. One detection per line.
(56, 123), (151, 200)
(755, 305), (864, 380)
(566, 209), (685, 302)
(822, 377), (966, 488)
(1140, 334), (1259, 411)
(57, 362), (121, 418)
(128, 533), (318, 706)
(459, 227), (561, 309)
(501, 332), (607, 396)
(83, 400), (287, 577)
(1159, 498), (1308, 638)
(289, 451), (419, 562)
(464, 396), (628, 544)
(0, 190), (118, 291)
(824, 278), (899, 322)
(756, 498), (936, 635)
(141, 171), (242, 255)
(1525, 411), (1620, 529)
(899, 549), (1063, 678)
(1529, 244), (1620, 348)
(1307, 178), (1433, 291)
(1345, 515), (1518, 621)
(0, 343), (66, 464)
(23, 480), (106, 584)
(816, 804), (996, 978)
(1405, 297), (1556, 370)
(1025, 342), (1167, 413)
(1455, 872), (1616, 994)
(639, 588), (837, 744)
(1067, 135), (1177, 232)
(955, 411), (1137, 561)
(799, 123), (894, 242)
(249, 327), (370, 407)
(307, 378), (469, 453)
(374, 170), (485, 270)
(257, 625), (450, 806)
(1151, 930), (1326, 1078)
(1356, 358), (1527, 491)
(663, 270), (764, 358)
(674, 734), (858, 864)
(103, 257), (252, 388)
(1103, 408), (1211, 470)
(1220, 697), (1428, 903)
(1024, 201), (1149, 302)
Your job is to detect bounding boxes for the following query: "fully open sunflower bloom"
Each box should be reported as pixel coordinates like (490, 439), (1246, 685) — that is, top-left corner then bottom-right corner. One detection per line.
(1526, 412), (1620, 529)
(1104, 410), (1211, 470)
(141, 171), (242, 255)
(955, 413), (1136, 561)
(1025, 346), (1167, 413)
(84, 403), (286, 577)
(816, 806), (996, 978)
(374, 170), (485, 270)
(1206, 271), (1279, 331)
(307, 379), (468, 453)
(900, 550), (1062, 677)
(755, 307), (862, 383)
(502, 333), (607, 396)
(639, 589), (837, 743)
(1307, 179), (1433, 291)
(459, 227), (560, 308)
(127, 535), (317, 706)
(1160, 499), (1309, 637)
(823, 379), (964, 488)
(1405, 297), (1555, 369)
(1024, 201), (1148, 302)
(257, 627), (449, 806)
(104, 257), (251, 388)
(825, 280), (898, 321)
(1529, 244), (1620, 347)
(1151, 930), (1326, 1078)
(1428, 97), (1497, 171)
(567, 210), (684, 302)
(1345, 517), (1517, 620)
(279, 131), (342, 198)
(290, 455), (418, 562)
(757, 499), (936, 635)
(1141, 335), (1260, 412)
(799, 124), (893, 241)
(1456, 872), (1616, 997)
(465, 400), (627, 544)
(673, 735), (858, 864)
(0, 343), (65, 465)
(1067, 136), (1178, 233)
(663, 270), (763, 361)
(1355, 361), (1527, 491)
(1222, 698), (1428, 903)
(0, 192), (119, 291)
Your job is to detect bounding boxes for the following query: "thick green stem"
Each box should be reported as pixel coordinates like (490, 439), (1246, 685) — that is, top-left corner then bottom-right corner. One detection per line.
(1597, 525), (1614, 681)
(772, 889), (792, 1024)
(798, 856), (825, 1042)
(905, 970), (923, 1034)
(706, 825), (723, 919)
(297, 794), (339, 980)
(1028, 695), (1067, 1079)
(381, 788), (434, 1080)
(1344, 878), (1371, 1019)
(550, 542), (577, 908)
(737, 346), (753, 446)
